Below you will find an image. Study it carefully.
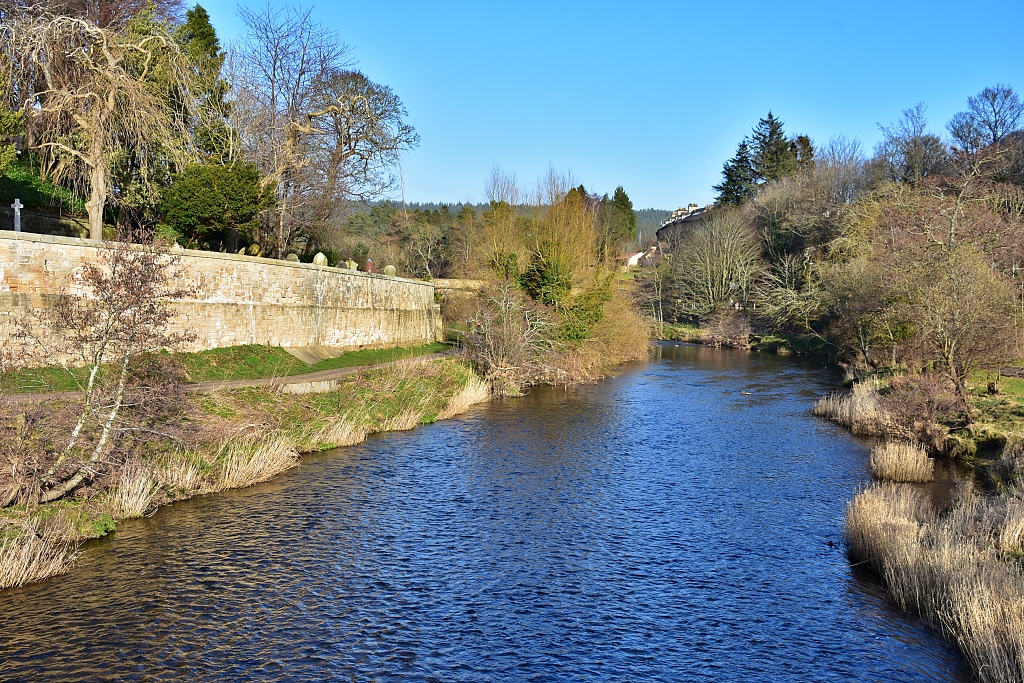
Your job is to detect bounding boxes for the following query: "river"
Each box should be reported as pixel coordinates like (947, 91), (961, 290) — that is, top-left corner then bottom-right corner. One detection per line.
(0, 343), (969, 681)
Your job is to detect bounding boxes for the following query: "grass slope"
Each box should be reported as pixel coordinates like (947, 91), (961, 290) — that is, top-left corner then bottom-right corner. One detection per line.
(1, 342), (450, 393)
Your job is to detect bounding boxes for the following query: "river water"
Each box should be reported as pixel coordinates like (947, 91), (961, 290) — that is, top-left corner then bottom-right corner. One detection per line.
(0, 343), (970, 682)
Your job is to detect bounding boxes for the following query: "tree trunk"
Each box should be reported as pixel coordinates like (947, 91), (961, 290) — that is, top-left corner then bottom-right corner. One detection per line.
(40, 351), (130, 504)
(86, 159), (108, 241)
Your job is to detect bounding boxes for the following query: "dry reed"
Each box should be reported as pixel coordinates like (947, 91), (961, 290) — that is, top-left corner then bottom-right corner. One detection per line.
(151, 455), (206, 495)
(870, 441), (935, 483)
(304, 417), (368, 449)
(378, 409), (424, 432)
(846, 483), (1024, 683)
(812, 378), (886, 435)
(0, 522), (78, 590)
(107, 463), (158, 518)
(216, 435), (300, 489)
(436, 373), (491, 420)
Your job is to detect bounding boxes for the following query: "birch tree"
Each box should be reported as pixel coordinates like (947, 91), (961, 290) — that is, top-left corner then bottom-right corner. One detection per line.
(1, 243), (192, 507)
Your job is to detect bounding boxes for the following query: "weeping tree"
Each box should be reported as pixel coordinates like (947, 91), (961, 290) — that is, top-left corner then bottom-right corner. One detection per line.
(0, 12), (200, 239)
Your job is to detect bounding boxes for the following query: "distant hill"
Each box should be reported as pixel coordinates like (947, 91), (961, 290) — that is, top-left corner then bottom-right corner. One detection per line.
(637, 208), (671, 243)
(369, 201), (672, 243)
(387, 201), (490, 213)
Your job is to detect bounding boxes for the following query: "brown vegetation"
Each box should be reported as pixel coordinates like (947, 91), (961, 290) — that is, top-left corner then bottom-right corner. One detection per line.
(869, 441), (935, 483)
(811, 379), (886, 436)
(0, 520), (78, 591)
(846, 483), (1024, 683)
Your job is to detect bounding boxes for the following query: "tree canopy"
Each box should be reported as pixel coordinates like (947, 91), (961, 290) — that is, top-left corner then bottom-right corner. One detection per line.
(714, 113), (813, 205)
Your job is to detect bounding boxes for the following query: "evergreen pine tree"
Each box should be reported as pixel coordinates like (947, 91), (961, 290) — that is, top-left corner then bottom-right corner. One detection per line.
(790, 134), (815, 173)
(713, 139), (757, 205)
(751, 112), (798, 182)
(611, 186), (637, 239)
(176, 5), (231, 160)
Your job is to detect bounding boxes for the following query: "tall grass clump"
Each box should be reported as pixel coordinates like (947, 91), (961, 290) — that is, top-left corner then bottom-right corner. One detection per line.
(215, 435), (300, 490)
(151, 454), (207, 496)
(305, 417), (368, 450)
(813, 378), (886, 435)
(870, 441), (935, 482)
(107, 463), (158, 518)
(846, 483), (1024, 683)
(436, 372), (491, 420)
(0, 522), (78, 590)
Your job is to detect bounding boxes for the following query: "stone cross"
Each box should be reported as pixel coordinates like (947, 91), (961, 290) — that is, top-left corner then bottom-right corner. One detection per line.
(11, 198), (23, 232)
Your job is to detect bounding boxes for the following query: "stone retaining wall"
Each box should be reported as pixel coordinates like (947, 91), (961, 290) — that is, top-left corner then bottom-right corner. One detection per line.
(0, 231), (439, 358)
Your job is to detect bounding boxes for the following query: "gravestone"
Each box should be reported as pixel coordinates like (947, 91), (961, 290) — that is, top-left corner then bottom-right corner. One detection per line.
(384, 264), (396, 277)
(285, 253), (300, 262)
(313, 252), (328, 266)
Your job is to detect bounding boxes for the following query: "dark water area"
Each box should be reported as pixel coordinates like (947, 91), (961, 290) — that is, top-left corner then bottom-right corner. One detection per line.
(0, 343), (971, 682)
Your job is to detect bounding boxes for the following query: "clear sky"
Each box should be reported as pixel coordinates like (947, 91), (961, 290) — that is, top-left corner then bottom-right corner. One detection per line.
(199, 0), (1024, 210)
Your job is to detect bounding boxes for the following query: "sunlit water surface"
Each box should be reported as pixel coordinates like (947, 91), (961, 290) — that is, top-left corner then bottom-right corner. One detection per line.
(0, 344), (970, 681)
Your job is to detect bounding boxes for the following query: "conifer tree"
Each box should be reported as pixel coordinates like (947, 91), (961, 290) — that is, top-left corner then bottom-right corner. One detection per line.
(176, 5), (231, 161)
(752, 112), (798, 182)
(713, 139), (757, 205)
(612, 186), (637, 239)
(790, 134), (815, 173)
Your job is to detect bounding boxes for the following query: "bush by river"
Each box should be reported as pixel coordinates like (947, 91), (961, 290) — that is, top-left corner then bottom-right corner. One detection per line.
(815, 377), (1024, 682)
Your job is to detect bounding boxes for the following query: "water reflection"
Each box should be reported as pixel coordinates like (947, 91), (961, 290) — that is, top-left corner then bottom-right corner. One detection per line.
(0, 343), (969, 682)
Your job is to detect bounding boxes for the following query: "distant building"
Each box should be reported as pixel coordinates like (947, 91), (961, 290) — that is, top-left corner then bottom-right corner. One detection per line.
(656, 203), (708, 243)
(616, 246), (658, 271)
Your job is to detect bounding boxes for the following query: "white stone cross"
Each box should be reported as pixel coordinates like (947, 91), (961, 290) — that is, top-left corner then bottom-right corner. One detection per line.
(11, 198), (23, 232)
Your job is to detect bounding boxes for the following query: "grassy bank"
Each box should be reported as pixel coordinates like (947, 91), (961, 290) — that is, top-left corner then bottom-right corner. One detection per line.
(0, 342), (449, 393)
(814, 374), (1024, 681)
(0, 358), (488, 591)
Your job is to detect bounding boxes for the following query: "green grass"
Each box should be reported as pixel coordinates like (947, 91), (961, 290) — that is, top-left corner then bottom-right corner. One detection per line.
(657, 322), (701, 342)
(181, 342), (449, 382)
(0, 162), (86, 216)
(750, 333), (834, 355)
(0, 365), (98, 393)
(210, 358), (477, 443)
(1, 342), (450, 393)
(968, 371), (1024, 438)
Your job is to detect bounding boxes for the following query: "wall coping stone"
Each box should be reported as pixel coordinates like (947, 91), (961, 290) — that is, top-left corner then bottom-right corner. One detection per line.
(0, 230), (432, 288)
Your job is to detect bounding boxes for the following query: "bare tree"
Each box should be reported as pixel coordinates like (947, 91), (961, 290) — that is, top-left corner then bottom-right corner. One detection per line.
(671, 209), (763, 315)
(233, 5), (416, 258)
(308, 69), (419, 206)
(1, 0), (183, 28)
(900, 245), (1018, 401)
(948, 85), (1024, 151)
(0, 13), (198, 239)
(818, 135), (867, 204)
(875, 104), (949, 185)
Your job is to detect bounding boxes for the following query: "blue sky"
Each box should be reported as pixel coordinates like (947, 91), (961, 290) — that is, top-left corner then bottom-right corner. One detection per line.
(200, 0), (1024, 209)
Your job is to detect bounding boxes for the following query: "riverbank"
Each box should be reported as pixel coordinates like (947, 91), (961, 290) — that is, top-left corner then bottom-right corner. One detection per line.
(657, 321), (832, 356)
(0, 358), (489, 591)
(813, 376), (1024, 683)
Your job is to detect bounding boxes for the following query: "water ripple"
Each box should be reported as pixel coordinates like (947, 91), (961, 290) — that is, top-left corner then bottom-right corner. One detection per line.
(0, 344), (969, 681)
